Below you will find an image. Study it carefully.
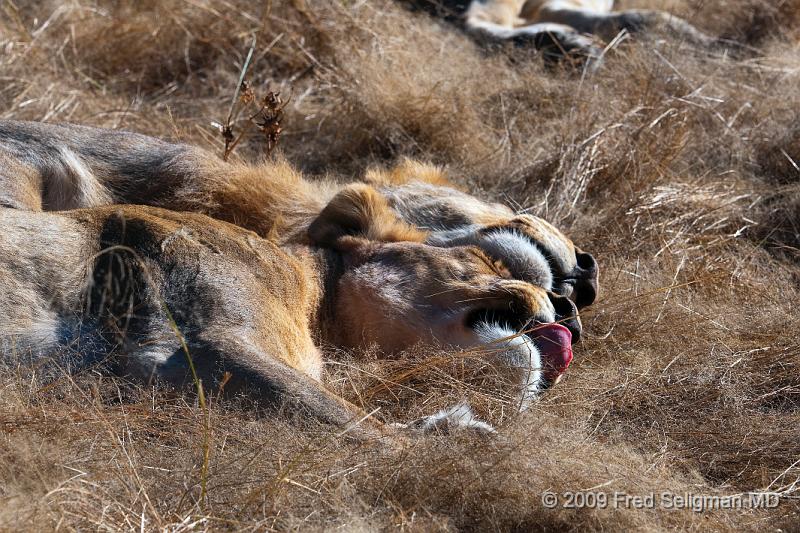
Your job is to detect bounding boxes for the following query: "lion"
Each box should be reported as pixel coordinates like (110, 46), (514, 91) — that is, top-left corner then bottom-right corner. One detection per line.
(0, 201), (573, 437)
(0, 120), (598, 431)
(409, 0), (714, 60)
(0, 120), (598, 312)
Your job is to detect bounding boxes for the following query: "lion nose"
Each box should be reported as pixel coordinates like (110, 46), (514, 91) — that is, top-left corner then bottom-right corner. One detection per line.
(572, 251), (598, 309)
(549, 294), (582, 343)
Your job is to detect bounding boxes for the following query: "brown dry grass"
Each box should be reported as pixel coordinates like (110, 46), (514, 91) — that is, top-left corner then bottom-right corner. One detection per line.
(2, 0), (800, 530)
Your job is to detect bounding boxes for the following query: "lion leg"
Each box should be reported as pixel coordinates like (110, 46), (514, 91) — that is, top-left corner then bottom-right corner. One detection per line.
(399, 403), (497, 434)
(211, 345), (391, 440)
(508, 22), (603, 62)
(0, 120), (222, 211)
(535, 6), (714, 45)
(0, 120), (331, 241)
(463, 7), (603, 62)
(119, 333), (394, 441)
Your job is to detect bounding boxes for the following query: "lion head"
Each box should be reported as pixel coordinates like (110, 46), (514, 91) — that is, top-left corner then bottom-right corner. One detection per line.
(308, 183), (579, 405)
(367, 160), (599, 311)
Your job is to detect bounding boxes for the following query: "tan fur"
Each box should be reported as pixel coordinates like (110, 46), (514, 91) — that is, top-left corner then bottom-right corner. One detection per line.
(0, 121), (601, 430)
(0, 152), (42, 210)
(467, 0), (528, 27)
(308, 183), (429, 248)
(364, 158), (456, 188)
(0, 200), (563, 436)
(0, 120), (598, 311)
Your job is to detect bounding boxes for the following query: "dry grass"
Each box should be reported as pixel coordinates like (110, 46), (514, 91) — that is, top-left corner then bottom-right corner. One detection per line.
(2, 0), (800, 530)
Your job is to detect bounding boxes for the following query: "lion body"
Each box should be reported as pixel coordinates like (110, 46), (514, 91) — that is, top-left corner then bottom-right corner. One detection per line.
(0, 120), (599, 433)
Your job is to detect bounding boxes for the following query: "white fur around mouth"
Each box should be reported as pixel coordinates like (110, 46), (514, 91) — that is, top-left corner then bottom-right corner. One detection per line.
(474, 321), (543, 410)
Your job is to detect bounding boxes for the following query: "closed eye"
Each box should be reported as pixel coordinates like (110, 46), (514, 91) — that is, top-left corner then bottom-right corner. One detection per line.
(477, 229), (555, 290)
(502, 229), (568, 280)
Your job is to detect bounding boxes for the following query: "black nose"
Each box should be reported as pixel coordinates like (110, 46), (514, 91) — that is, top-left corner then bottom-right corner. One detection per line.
(549, 294), (582, 343)
(572, 252), (598, 309)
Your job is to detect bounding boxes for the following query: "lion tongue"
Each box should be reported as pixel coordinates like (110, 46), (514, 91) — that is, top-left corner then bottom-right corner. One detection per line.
(532, 323), (573, 379)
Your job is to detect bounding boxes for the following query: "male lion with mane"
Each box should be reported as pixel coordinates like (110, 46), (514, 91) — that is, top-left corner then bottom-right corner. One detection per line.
(0, 120), (599, 435)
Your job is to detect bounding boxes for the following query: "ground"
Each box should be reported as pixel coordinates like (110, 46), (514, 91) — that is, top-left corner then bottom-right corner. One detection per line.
(1, 0), (799, 530)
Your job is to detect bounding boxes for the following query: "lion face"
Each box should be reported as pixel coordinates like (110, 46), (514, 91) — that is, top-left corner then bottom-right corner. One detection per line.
(308, 184), (579, 402)
(373, 175), (599, 312)
(331, 241), (577, 402)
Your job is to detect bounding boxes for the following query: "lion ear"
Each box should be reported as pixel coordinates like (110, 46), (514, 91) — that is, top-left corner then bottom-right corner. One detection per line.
(308, 184), (428, 250)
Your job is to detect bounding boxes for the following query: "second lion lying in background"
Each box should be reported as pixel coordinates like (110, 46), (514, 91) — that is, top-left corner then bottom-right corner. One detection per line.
(412, 0), (714, 59)
(0, 120), (599, 434)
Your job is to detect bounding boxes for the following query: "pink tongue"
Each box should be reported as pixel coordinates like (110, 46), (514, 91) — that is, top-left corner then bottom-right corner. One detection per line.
(532, 323), (573, 378)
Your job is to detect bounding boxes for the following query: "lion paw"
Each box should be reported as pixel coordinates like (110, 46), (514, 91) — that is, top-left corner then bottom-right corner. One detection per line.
(402, 403), (497, 435)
